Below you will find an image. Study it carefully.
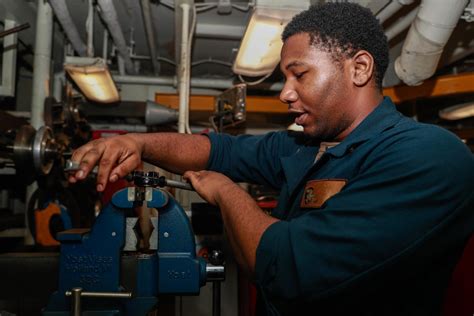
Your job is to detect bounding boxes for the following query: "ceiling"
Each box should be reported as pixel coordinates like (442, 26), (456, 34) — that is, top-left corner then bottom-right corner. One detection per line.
(1, 0), (472, 86)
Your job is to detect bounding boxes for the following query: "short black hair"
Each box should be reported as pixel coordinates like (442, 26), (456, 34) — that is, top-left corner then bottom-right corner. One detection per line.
(282, 2), (389, 90)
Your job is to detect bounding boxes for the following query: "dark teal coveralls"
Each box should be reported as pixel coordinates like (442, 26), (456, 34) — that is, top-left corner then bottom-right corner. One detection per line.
(206, 97), (474, 315)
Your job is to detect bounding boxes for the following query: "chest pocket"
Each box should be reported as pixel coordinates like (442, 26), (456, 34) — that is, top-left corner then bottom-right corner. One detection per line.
(300, 179), (347, 208)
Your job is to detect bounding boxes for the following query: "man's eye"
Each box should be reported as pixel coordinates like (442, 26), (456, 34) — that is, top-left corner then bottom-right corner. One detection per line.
(295, 72), (306, 79)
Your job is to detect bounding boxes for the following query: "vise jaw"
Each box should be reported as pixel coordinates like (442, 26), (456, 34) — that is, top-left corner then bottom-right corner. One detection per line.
(43, 172), (209, 315)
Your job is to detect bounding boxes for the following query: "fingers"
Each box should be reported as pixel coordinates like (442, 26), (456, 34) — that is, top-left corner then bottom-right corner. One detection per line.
(69, 140), (104, 183)
(95, 149), (121, 192)
(68, 136), (141, 192)
(183, 170), (201, 183)
(110, 155), (141, 183)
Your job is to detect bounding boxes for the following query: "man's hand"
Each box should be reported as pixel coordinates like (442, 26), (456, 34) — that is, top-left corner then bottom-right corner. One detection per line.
(68, 134), (144, 192)
(183, 170), (240, 205)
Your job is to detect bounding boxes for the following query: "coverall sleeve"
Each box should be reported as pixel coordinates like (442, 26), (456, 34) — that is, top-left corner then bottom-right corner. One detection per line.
(206, 131), (302, 189)
(255, 126), (474, 301)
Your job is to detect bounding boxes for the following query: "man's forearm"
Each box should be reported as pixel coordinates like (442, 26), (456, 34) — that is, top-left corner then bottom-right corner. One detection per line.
(134, 132), (211, 174)
(216, 184), (279, 276)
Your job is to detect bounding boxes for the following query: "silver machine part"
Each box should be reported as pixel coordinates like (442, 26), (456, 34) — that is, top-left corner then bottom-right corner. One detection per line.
(64, 160), (99, 174)
(206, 264), (225, 281)
(65, 287), (132, 316)
(11, 125), (59, 176)
(32, 126), (57, 175)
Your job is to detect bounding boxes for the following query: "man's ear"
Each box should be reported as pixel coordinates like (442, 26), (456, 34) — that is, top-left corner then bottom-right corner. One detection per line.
(350, 50), (375, 87)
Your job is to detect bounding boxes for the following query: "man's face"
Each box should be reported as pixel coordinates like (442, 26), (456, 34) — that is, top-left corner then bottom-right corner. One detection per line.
(279, 33), (355, 140)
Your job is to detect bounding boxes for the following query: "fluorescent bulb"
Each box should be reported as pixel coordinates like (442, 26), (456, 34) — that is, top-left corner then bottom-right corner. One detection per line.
(64, 57), (120, 103)
(233, 7), (301, 77)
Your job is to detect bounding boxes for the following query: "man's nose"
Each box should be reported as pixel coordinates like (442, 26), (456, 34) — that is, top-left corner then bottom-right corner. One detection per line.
(279, 85), (298, 105)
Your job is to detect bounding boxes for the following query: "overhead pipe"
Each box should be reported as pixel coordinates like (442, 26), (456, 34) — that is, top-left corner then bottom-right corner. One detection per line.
(377, 0), (415, 24)
(27, 0), (55, 245)
(395, 0), (469, 86)
(48, 0), (87, 57)
(140, 0), (160, 75)
(31, 0), (53, 129)
(97, 0), (136, 74)
(112, 74), (284, 91)
(86, 0), (95, 57)
(178, 3), (191, 134)
(385, 6), (419, 41)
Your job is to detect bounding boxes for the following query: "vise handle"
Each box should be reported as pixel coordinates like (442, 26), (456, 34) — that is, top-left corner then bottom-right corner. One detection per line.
(65, 288), (132, 316)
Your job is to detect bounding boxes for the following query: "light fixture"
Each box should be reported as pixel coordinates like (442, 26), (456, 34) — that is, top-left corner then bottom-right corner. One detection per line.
(439, 102), (474, 120)
(232, 6), (304, 77)
(64, 56), (120, 103)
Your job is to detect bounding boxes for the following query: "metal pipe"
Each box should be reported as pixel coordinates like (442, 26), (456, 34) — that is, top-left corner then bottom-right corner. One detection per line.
(377, 0), (415, 24)
(0, 23), (30, 38)
(86, 0), (95, 57)
(48, 0), (87, 57)
(112, 75), (284, 91)
(395, 0), (469, 86)
(28, 0), (55, 246)
(97, 0), (135, 74)
(65, 290), (133, 299)
(89, 123), (148, 133)
(53, 72), (65, 101)
(102, 29), (109, 59)
(70, 288), (82, 316)
(140, 0), (160, 75)
(178, 3), (191, 134)
(385, 6), (419, 41)
(31, 0), (53, 129)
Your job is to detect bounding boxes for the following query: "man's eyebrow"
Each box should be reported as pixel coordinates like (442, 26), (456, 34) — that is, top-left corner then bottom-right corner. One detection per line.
(285, 61), (305, 70)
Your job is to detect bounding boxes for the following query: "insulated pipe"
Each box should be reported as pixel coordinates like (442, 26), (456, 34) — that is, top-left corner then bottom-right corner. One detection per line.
(48, 0), (87, 57)
(31, 0), (53, 129)
(377, 0), (415, 24)
(395, 0), (469, 86)
(140, 0), (160, 75)
(28, 0), (55, 246)
(178, 3), (191, 134)
(97, 0), (135, 74)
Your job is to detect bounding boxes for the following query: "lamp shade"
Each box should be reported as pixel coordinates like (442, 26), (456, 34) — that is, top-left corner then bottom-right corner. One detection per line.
(64, 57), (120, 103)
(232, 7), (301, 77)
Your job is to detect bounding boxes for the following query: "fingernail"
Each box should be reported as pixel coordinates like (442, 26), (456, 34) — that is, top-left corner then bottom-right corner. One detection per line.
(110, 174), (118, 182)
(97, 184), (103, 191)
(77, 170), (84, 178)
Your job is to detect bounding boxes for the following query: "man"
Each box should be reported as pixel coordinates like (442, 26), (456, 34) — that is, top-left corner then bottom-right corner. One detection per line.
(69, 3), (474, 315)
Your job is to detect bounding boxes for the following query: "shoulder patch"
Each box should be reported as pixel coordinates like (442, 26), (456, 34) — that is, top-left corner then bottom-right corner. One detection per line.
(300, 179), (347, 208)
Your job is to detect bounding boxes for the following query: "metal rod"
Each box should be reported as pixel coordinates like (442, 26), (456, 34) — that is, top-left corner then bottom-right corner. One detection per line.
(212, 281), (221, 316)
(165, 179), (193, 191)
(0, 23), (30, 38)
(71, 288), (82, 316)
(66, 290), (132, 299)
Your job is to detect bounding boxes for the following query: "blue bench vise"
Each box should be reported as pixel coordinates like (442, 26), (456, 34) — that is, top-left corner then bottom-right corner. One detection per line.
(43, 171), (221, 315)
